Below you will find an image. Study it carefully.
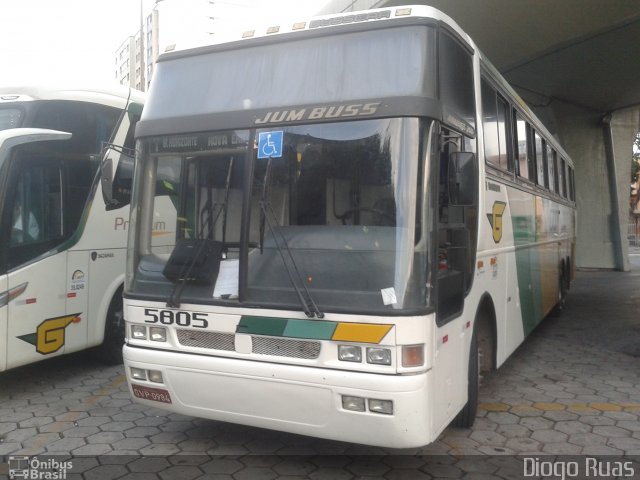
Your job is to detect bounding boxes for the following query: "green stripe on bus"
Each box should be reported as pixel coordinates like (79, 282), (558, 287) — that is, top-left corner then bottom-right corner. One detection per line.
(237, 316), (337, 339)
(283, 319), (337, 340)
(237, 316), (288, 336)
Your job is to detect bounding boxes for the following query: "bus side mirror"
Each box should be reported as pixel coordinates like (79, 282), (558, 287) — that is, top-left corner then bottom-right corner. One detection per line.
(448, 151), (477, 206)
(100, 145), (134, 211)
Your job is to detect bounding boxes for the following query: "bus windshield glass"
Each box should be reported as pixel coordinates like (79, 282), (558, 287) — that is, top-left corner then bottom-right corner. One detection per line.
(129, 117), (432, 314)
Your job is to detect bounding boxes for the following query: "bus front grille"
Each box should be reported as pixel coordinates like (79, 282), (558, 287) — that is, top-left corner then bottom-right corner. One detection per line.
(177, 330), (235, 351)
(175, 329), (321, 359)
(252, 336), (321, 359)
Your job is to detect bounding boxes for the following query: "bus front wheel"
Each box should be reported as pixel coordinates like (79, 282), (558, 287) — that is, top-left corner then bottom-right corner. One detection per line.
(96, 288), (124, 365)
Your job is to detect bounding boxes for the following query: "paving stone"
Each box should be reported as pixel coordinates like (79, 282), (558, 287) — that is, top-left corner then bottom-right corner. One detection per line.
(469, 430), (506, 446)
(0, 442), (21, 455)
(128, 458), (171, 473)
(568, 432), (608, 447)
(200, 458), (244, 474)
(592, 425), (632, 437)
(45, 437), (87, 452)
(0, 422), (18, 435)
(554, 420), (592, 435)
(87, 431), (125, 444)
(541, 410), (579, 422)
(504, 437), (541, 452)
(71, 444), (112, 455)
(139, 443), (180, 455)
(519, 416), (553, 431)
(606, 436), (640, 451)
(309, 468), (354, 480)
(233, 467), (278, 480)
(541, 442), (583, 454)
(84, 464), (129, 480)
(495, 424), (530, 439)
(273, 458), (317, 476)
(124, 426), (162, 438)
(486, 412), (519, 425)
(158, 466), (202, 480)
(531, 429), (568, 443)
(578, 415), (616, 426)
(64, 426), (101, 437)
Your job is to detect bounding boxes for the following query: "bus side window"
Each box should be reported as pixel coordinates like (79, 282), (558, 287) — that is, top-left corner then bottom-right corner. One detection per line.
(7, 158), (64, 269)
(559, 157), (567, 198)
(514, 112), (530, 181)
(546, 144), (555, 193)
(534, 132), (547, 188)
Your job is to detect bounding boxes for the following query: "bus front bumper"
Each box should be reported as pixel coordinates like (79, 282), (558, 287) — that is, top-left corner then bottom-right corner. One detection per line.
(123, 344), (434, 448)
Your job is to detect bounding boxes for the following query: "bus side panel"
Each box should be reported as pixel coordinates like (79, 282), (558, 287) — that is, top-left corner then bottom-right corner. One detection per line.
(63, 251), (90, 353)
(6, 253), (68, 370)
(87, 250), (126, 347)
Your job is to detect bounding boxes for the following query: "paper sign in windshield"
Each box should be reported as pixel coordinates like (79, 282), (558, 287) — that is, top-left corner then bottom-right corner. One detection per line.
(381, 287), (397, 306)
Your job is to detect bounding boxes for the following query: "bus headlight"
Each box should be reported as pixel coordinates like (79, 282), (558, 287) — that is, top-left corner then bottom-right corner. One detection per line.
(130, 367), (147, 381)
(368, 399), (393, 415)
(338, 345), (362, 363)
(366, 347), (391, 365)
(149, 327), (167, 342)
(131, 325), (147, 340)
(342, 395), (366, 412)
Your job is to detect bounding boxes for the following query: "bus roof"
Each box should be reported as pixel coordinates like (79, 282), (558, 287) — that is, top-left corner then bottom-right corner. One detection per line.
(0, 84), (145, 109)
(160, 5), (474, 59)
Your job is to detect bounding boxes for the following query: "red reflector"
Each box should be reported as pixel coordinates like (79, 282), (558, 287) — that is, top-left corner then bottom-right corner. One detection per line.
(442, 335), (448, 344)
(26, 298), (37, 304)
(466, 321), (471, 329)
(67, 293), (77, 298)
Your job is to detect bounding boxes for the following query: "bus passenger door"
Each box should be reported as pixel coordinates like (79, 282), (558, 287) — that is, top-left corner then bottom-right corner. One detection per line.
(1, 140), (72, 370)
(433, 128), (478, 429)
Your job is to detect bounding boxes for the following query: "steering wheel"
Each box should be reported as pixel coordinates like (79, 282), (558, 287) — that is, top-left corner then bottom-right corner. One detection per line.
(338, 207), (394, 225)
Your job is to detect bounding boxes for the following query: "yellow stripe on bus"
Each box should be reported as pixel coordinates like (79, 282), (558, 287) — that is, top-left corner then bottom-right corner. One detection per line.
(332, 323), (393, 344)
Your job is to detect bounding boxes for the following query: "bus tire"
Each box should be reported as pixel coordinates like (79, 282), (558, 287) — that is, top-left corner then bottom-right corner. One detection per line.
(557, 264), (568, 311)
(96, 288), (124, 365)
(452, 326), (478, 428)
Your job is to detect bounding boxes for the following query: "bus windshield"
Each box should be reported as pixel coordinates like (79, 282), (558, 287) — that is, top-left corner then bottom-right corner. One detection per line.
(129, 117), (433, 314)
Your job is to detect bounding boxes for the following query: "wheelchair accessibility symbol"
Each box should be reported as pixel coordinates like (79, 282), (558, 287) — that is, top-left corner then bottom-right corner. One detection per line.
(257, 131), (283, 159)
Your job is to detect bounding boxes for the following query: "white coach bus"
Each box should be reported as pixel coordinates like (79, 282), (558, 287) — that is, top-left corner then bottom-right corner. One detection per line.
(0, 85), (145, 371)
(123, 6), (576, 447)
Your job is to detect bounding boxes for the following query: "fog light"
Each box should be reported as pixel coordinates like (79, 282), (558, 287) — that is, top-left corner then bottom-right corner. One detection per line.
(402, 344), (424, 367)
(369, 399), (394, 415)
(148, 370), (163, 383)
(149, 327), (167, 342)
(130, 367), (147, 381)
(131, 325), (147, 340)
(342, 395), (366, 412)
(338, 345), (362, 363)
(366, 347), (391, 365)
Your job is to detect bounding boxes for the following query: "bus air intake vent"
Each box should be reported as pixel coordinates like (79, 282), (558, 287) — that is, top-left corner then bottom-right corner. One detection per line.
(177, 330), (235, 351)
(252, 336), (321, 359)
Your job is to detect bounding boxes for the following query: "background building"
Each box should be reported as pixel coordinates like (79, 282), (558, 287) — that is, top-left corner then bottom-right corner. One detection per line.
(115, 0), (328, 91)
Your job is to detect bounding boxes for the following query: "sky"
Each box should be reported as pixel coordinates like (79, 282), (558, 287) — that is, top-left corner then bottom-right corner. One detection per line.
(0, 0), (327, 88)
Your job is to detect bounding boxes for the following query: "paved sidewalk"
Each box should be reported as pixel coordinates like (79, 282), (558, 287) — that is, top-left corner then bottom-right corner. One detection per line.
(0, 260), (639, 478)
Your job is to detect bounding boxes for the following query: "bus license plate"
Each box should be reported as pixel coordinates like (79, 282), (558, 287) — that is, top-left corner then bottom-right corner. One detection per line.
(131, 384), (172, 404)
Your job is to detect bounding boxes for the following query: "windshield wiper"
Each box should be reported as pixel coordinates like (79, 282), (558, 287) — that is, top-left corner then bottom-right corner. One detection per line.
(259, 158), (323, 319)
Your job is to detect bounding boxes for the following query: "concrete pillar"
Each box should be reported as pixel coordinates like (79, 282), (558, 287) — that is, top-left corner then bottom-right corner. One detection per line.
(531, 100), (640, 270)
